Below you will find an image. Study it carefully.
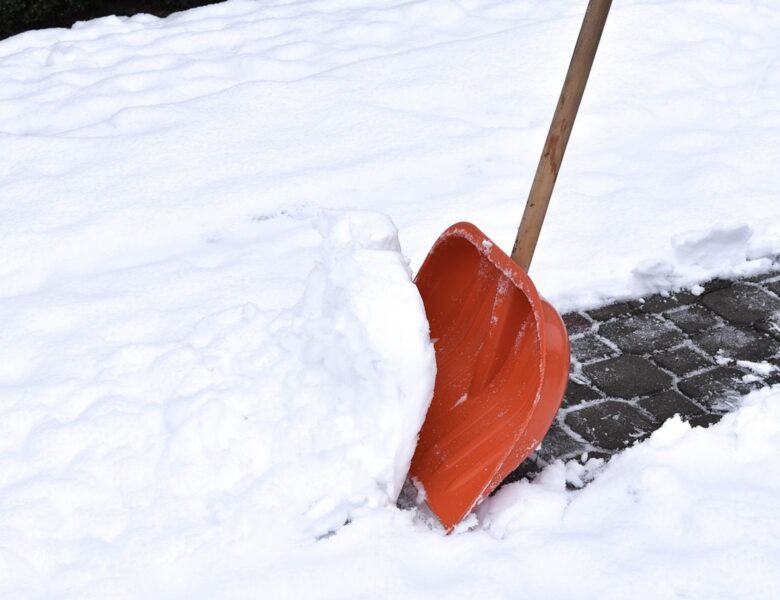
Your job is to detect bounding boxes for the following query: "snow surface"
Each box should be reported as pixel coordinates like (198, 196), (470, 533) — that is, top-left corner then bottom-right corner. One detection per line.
(1, 0), (780, 597)
(0, 209), (435, 596)
(2, 0), (779, 310)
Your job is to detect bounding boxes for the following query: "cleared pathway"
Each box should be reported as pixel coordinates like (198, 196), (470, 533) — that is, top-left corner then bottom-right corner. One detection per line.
(507, 266), (780, 483)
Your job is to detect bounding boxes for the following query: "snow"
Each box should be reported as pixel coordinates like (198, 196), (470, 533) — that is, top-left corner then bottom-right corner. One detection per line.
(152, 387), (780, 599)
(2, 0), (779, 309)
(672, 224), (754, 271)
(738, 360), (778, 377)
(476, 388), (780, 599)
(1, 0), (780, 597)
(0, 209), (435, 596)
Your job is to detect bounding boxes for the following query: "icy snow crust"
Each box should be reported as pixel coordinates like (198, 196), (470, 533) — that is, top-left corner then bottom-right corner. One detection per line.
(1, 0), (780, 597)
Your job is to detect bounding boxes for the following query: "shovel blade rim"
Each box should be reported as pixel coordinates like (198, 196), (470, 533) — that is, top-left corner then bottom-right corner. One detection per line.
(410, 222), (570, 530)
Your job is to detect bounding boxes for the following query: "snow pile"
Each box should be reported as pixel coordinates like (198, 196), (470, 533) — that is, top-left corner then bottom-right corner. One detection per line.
(0, 210), (434, 597)
(163, 387), (780, 599)
(477, 386), (780, 598)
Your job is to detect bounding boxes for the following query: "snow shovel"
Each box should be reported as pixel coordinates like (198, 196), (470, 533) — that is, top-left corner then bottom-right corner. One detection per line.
(408, 0), (612, 530)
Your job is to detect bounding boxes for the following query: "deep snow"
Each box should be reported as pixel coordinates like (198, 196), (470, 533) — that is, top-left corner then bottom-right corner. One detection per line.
(1, 0), (779, 597)
(0, 209), (436, 596)
(2, 0), (779, 309)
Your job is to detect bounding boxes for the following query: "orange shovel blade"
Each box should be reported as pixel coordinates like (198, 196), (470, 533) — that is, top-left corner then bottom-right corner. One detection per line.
(409, 222), (570, 530)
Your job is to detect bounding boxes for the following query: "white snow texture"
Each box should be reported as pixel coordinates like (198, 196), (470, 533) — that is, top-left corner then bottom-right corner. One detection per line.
(1, 0), (779, 597)
(0, 208), (435, 596)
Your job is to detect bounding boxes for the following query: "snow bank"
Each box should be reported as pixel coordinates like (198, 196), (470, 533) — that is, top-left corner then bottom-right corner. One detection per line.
(226, 387), (780, 600)
(0, 210), (434, 597)
(476, 386), (780, 598)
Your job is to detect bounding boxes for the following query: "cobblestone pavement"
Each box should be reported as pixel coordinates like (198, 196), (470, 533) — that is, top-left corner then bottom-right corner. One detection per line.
(505, 268), (780, 484)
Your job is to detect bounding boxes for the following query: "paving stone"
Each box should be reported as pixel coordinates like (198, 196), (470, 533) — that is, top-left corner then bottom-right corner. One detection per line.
(692, 324), (779, 362)
(701, 278), (732, 293)
(688, 413), (723, 428)
(675, 290), (697, 304)
(562, 380), (603, 408)
(570, 334), (616, 363)
(563, 312), (592, 336)
(503, 423), (597, 484)
(502, 456), (545, 484)
(632, 291), (694, 313)
(598, 314), (685, 354)
(535, 423), (588, 463)
(583, 354), (673, 398)
(664, 305), (721, 333)
(565, 401), (655, 450)
(637, 389), (705, 425)
(653, 345), (713, 376)
(586, 301), (634, 322)
(702, 283), (780, 324)
(678, 366), (752, 404)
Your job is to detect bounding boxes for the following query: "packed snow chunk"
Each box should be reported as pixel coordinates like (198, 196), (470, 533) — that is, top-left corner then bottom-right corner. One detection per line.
(737, 360), (778, 377)
(291, 210), (436, 528)
(177, 210), (437, 539)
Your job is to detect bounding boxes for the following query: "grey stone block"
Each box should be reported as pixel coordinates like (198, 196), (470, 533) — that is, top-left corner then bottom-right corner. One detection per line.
(701, 278), (732, 293)
(598, 314), (685, 354)
(562, 380), (603, 408)
(570, 334), (616, 364)
(586, 301), (634, 322)
(583, 354), (673, 398)
(637, 389), (705, 426)
(632, 291), (694, 313)
(692, 324), (778, 362)
(563, 312), (592, 336)
(702, 283), (780, 324)
(503, 456), (545, 484)
(688, 413), (723, 428)
(653, 345), (713, 376)
(678, 366), (752, 402)
(535, 423), (588, 463)
(665, 305), (721, 333)
(565, 401), (655, 450)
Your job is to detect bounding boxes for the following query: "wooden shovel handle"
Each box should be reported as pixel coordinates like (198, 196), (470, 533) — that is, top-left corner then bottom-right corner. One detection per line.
(511, 0), (612, 271)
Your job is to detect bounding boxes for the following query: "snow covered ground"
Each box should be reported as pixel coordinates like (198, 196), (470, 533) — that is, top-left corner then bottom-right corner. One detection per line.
(1, 0), (779, 597)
